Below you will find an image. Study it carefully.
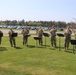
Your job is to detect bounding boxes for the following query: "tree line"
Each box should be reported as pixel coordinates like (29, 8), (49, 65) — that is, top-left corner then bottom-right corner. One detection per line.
(0, 19), (75, 28)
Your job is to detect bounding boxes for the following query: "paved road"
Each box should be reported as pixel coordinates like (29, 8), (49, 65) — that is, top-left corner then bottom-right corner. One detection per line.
(1, 29), (38, 35)
(1, 29), (50, 34)
(2, 30), (21, 34)
(1, 29), (75, 37)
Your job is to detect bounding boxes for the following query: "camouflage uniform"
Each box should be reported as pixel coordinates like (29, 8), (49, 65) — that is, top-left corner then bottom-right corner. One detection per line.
(37, 26), (43, 45)
(64, 26), (72, 50)
(0, 30), (3, 45)
(75, 34), (76, 40)
(74, 30), (76, 39)
(50, 27), (57, 47)
(8, 29), (16, 47)
(21, 27), (29, 45)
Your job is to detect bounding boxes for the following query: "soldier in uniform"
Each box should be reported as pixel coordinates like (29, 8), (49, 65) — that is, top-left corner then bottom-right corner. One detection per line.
(64, 26), (72, 50)
(0, 30), (3, 45)
(50, 26), (57, 47)
(8, 28), (16, 47)
(21, 27), (29, 45)
(37, 26), (43, 45)
(73, 30), (76, 39)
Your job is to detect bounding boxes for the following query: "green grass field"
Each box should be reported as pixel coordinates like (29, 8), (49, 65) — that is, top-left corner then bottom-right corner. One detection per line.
(0, 35), (76, 75)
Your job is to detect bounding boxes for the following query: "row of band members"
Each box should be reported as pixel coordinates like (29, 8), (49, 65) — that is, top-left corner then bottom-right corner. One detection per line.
(0, 26), (75, 50)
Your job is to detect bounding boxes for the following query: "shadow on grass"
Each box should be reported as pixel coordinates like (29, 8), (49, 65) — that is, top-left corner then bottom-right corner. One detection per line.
(64, 50), (73, 53)
(64, 49), (75, 54)
(49, 46), (64, 50)
(26, 45), (35, 48)
(26, 45), (50, 48)
(49, 47), (56, 50)
(42, 44), (50, 46)
(0, 47), (7, 51)
(56, 46), (64, 49)
(36, 44), (51, 48)
(14, 46), (23, 49)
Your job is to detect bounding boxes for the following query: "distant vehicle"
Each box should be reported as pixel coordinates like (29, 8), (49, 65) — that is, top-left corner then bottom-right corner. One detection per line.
(57, 28), (63, 31)
(30, 26), (36, 30)
(0, 25), (3, 28)
(12, 26), (17, 29)
(16, 26), (22, 29)
(2, 25), (8, 28)
(43, 27), (48, 31)
(7, 26), (13, 28)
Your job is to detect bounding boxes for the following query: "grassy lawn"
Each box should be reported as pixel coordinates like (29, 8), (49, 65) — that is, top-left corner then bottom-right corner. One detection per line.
(0, 35), (76, 75)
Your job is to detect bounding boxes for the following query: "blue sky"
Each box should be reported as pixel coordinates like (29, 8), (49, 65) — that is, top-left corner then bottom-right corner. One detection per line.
(0, 0), (76, 23)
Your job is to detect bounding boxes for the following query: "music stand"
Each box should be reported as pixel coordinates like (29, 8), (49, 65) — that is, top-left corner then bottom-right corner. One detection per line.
(12, 33), (18, 37)
(57, 33), (64, 51)
(0, 33), (3, 37)
(0, 33), (3, 45)
(24, 34), (30, 46)
(34, 37), (41, 47)
(43, 33), (49, 47)
(70, 40), (76, 53)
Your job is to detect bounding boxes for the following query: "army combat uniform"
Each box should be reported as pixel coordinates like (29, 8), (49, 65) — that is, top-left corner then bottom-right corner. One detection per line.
(21, 27), (29, 45)
(0, 30), (3, 45)
(8, 29), (16, 47)
(50, 27), (57, 47)
(64, 27), (72, 50)
(37, 26), (43, 45)
(74, 30), (76, 40)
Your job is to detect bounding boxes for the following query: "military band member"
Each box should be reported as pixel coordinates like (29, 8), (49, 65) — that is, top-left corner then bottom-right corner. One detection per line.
(0, 30), (3, 45)
(37, 26), (43, 45)
(64, 26), (72, 50)
(75, 34), (76, 40)
(8, 28), (16, 47)
(50, 26), (57, 47)
(21, 27), (29, 45)
(73, 30), (76, 40)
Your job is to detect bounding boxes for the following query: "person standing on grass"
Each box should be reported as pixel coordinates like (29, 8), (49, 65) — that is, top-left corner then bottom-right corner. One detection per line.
(0, 30), (3, 45)
(64, 26), (72, 51)
(21, 27), (29, 45)
(8, 28), (16, 47)
(50, 26), (57, 47)
(37, 26), (43, 45)
(73, 30), (76, 40)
